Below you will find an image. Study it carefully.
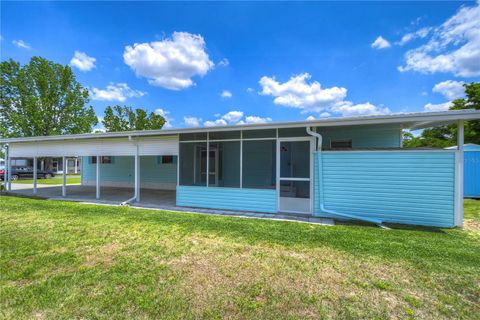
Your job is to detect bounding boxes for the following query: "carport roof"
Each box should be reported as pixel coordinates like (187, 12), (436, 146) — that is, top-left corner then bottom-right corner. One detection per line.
(1, 109), (479, 144)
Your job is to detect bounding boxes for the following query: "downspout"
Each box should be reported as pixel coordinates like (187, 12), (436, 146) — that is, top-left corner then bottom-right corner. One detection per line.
(306, 127), (387, 228)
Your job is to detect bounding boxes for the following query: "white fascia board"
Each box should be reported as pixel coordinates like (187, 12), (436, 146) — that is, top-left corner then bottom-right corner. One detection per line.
(1, 109), (479, 144)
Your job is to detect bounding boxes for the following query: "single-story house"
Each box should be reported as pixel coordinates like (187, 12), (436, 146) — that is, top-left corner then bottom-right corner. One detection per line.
(2, 110), (479, 228)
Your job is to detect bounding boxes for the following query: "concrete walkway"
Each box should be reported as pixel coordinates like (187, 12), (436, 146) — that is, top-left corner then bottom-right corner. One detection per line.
(3, 184), (334, 226)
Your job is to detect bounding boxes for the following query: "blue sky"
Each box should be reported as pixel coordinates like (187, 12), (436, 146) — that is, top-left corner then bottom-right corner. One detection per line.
(2, 1), (480, 130)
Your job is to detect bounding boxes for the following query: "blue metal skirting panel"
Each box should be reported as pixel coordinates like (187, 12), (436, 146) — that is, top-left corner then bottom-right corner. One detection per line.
(465, 151), (480, 198)
(314, 151), (456, 227)
(176, 186), (277, 213)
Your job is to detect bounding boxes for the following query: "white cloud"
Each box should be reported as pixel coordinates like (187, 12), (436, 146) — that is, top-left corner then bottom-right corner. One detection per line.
(221, 110), (243, 124)
(204, 119), (228, 127)
(184, 116), (202, 127)
(399, 2), (480, 77)
(259, 73), (347, 112)
(123, 32), (214, 90)
(70, 51), (96, 72)
(259, 73), (390, 117)
(243, 116), (272, 124)
(306, 116), (316, 121)
(416, 27), (431, 38)
(217, 58), (229, 67)
(371, 36), (391, 49)
(12, 39), (31, 50)
(331, 102), (391, 117)
(154, 108), (173, 128)
(246, 87), (254, 93)
(424, 101), (453, 112)
(432, 80), (465, 100)
(90, 83), (146, 102)
(220, 90), (232, 98)
(397, 27), (431, 46)
(189, 110), (272, 127)
(320, 112), (331, 117)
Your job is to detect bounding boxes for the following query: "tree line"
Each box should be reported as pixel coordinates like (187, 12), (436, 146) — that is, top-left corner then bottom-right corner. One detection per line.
(403, 82), (480, 148)
(0, 57), (165, 139)
(1, 56), (479, 148)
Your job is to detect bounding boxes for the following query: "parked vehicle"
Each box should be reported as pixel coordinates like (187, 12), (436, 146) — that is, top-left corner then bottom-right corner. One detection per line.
(0, 167), (55, 181)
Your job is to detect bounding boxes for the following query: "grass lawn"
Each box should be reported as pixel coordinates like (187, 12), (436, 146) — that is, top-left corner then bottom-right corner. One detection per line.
(1, 197), (479, 319)
(13, 175), (81, 185)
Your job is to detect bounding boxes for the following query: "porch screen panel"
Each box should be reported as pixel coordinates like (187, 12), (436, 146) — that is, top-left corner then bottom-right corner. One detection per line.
(179, 142), (207, 186)
(209, 141), (240, 188)
(242, 140), (276, 189)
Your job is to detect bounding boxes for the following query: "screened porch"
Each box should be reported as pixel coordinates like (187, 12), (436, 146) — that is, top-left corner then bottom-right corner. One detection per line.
(176, 128), (315, 214)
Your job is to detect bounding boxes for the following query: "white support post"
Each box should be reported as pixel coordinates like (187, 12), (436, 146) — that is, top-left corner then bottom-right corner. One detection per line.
(62, 156), (67, 197)
(455, 120), (464, 227)
(206, 133), (209, 187)
(135, 145), (140, 202)
(240, 130), (243, 189)
(74, 158), (78, 174)
(33, 157), (37, 195)
(6, 147), (11, 191)
(96, 156), (100, 200)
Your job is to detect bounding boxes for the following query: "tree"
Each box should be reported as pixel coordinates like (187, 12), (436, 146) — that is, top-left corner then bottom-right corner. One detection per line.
(0, 57), (98, 138)
(102, 105), (166, 132)
(403, 82), (480, 148)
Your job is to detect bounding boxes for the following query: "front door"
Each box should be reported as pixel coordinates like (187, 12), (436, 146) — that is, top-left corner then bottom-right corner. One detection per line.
(278, 138), (313, 214)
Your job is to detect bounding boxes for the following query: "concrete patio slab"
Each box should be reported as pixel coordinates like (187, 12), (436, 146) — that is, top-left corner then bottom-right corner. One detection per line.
(3, 184), (334, 226)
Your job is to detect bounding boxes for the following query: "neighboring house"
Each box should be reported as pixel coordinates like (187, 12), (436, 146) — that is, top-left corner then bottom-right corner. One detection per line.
(446, 144), (480, 198)
(1, 110), (479, 228)
(5, 157), (81, 174)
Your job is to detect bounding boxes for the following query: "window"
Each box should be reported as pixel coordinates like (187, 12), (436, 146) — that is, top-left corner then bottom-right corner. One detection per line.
(161, 156), (174, 164)
(242, 140), (276, 189)
(91, 156), (113, 164)
(330, 139), (352, 149)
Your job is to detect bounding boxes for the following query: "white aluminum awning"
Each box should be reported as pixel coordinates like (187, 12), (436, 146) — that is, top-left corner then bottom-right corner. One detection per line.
(7, 135), (179, 157)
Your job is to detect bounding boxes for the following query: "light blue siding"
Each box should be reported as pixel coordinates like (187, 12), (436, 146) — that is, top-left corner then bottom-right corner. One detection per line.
(318, 124), (402, 148)
(176, 186), (277, 213)
(314, 151), (456, 227)
(465, 151), (480, 198)
(82, 156), (176, 187)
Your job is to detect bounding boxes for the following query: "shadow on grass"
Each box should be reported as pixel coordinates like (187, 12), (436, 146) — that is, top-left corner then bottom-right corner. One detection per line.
(3, 196), (480, 273)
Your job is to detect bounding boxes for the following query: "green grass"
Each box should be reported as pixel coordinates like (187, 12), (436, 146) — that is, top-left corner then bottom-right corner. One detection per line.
(13, 175), (81, 185)
(1, 197), (479, 319)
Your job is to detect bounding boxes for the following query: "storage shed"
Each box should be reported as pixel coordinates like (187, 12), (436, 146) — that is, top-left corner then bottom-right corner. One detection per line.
(447, 144), (480, 198)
